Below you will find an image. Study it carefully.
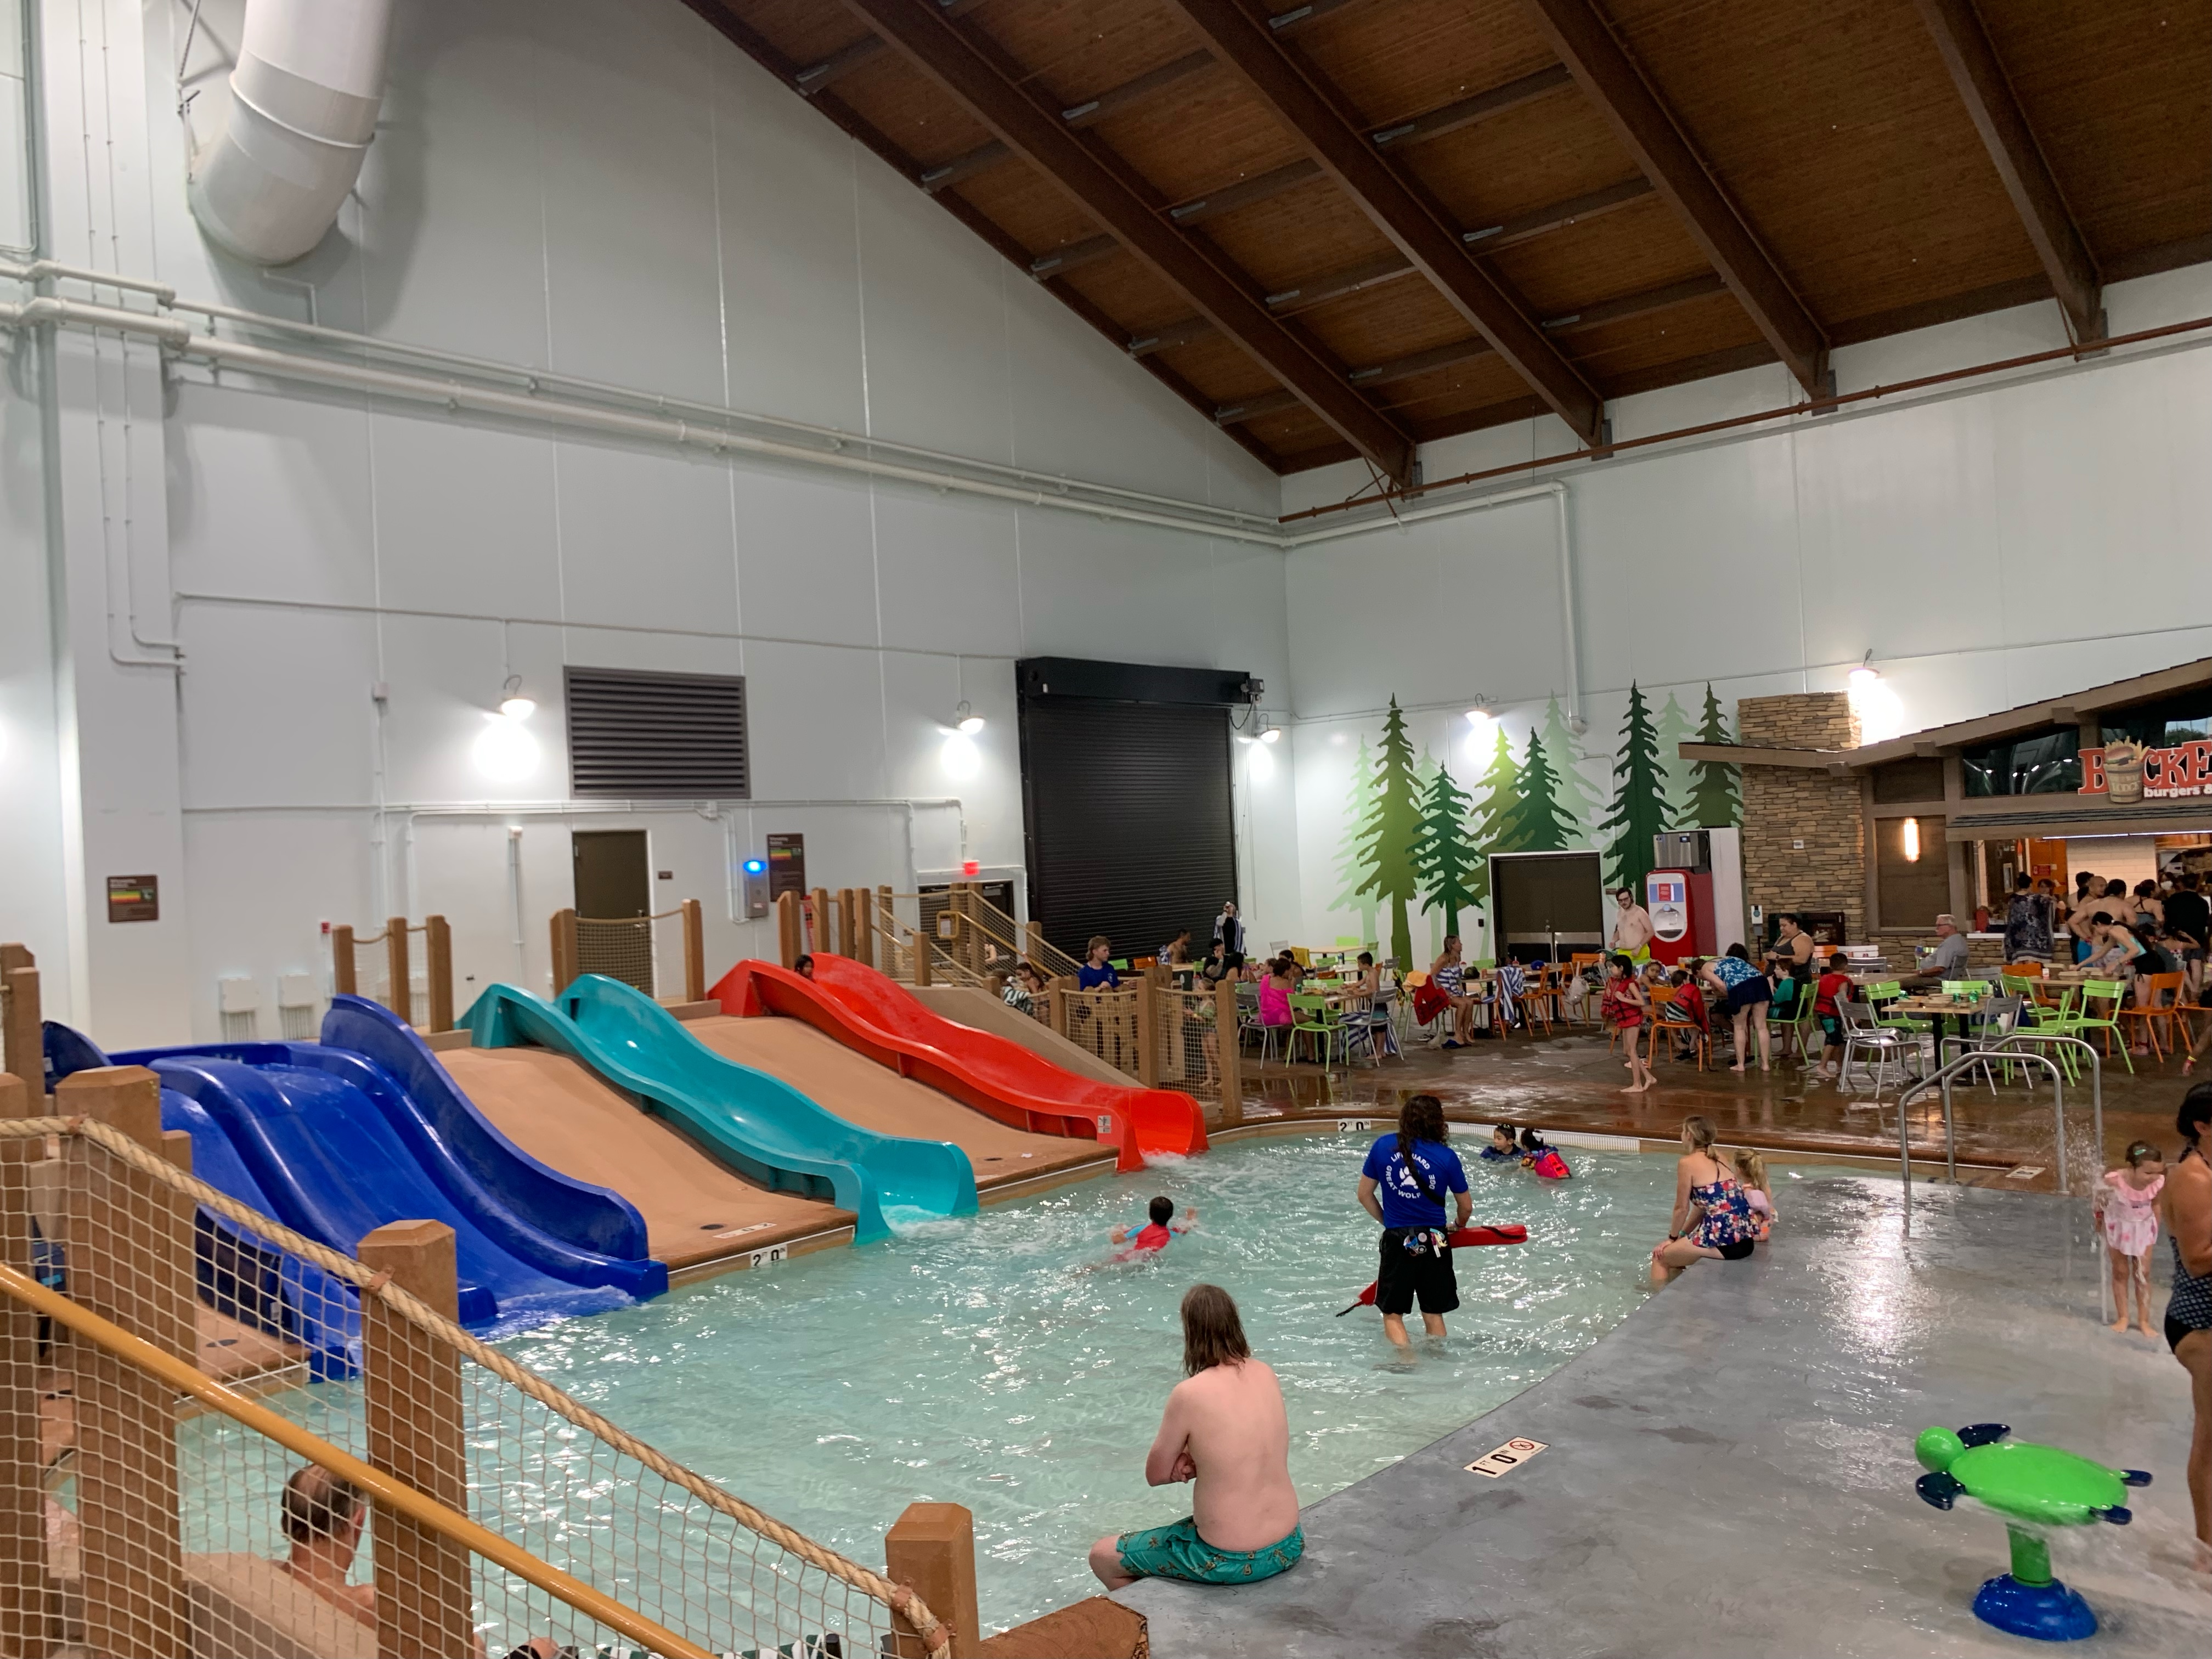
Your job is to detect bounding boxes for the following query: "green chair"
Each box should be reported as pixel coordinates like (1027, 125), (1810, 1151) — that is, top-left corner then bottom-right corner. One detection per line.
(2056, 978), (2134, 1075)
(1869, 979), (1929, 1034)
(1940, 980), (1988, 1001)
(1288, 993), (1344, 1066)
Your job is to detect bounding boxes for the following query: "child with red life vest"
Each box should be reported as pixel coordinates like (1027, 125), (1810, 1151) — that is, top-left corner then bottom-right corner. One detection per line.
(1810, 951), (1853, 1081)
(1519, 1127), (1572, 1181)
(1111, 1195), (1197, 1257)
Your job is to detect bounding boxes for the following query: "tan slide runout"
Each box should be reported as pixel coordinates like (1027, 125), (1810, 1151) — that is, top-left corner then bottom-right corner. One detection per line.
(441, 1046), (851, 1272)
(681, 1015), (1110, 1196)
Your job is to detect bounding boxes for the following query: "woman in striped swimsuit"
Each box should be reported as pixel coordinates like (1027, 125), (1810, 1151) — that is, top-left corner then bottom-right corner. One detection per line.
(2160, 1083), (2212, 1559)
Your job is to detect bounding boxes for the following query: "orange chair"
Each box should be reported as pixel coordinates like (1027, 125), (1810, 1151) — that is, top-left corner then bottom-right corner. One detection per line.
(1650, 985), (1712, 1071)
(2118, 972), (2194, 1064)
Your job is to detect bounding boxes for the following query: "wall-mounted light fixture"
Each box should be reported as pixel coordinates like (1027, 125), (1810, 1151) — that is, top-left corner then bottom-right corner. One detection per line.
(1902, 816), (1921, 863)
(499, 674), (535, 720)
(955, 699), (985, 735)
(1259, 725), (1281, 743)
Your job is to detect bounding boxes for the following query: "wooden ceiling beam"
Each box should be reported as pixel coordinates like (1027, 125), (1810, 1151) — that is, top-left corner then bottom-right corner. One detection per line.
(1369, 63), (1573, 149)
(837, 0), (1415, 480)
(1909, 0), (2102, 342)
(1518, 0), (1828, 394)
(1165, 0), (1605, 442)
(924, 50), (1218, 196)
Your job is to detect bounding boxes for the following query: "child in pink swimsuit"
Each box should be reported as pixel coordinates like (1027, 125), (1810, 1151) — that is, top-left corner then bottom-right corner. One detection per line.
(2095, 1141), (2165, 1338)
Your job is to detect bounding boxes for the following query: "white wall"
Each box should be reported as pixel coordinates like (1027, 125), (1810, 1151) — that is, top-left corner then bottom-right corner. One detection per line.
(2, 0), (1292, 1043)
(1282, 263), (2212, 950)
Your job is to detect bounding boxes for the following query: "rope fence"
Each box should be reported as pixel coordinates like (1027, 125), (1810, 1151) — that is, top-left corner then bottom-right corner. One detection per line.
(330, 917), (454, 1034)
(0, 1071), (952, 1659)
(550, 901), (706, 1004)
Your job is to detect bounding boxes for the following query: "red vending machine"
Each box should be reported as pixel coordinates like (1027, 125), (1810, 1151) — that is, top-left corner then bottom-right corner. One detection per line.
(1644, 868), (1714, 964)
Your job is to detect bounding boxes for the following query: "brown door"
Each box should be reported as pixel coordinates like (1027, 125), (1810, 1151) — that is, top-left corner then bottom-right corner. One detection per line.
(1492, 851), (1604, 964)
(572, 830), (653, 993)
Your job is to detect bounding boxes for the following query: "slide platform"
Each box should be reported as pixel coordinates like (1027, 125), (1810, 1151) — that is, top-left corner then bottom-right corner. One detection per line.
(459, 974), (977, 1244)
(712, 956), (1209, 1172)
(97, 996), (663, 1334)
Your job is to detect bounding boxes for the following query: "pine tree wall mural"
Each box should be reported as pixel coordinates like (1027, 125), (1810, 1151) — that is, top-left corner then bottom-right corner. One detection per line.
(1355, 697), (1424, 968)
(1653, 691), (1697, 829)
(1413, 746), (1442, 957)
(1537, 695), (1604, 836)
(1598, 682), (1673, 896)
(1498, 729), (1581, 853)
(1411, 760), (1481, 939)
(1330, 737), (1383, 945)
(1687, 682), (1743, 829)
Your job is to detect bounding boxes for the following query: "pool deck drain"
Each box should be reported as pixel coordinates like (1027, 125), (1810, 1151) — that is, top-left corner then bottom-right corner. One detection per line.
(1117, 1178), (2211, 1656)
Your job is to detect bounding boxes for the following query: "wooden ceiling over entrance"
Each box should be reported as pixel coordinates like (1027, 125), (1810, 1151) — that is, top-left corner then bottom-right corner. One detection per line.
(683, 0), (2210, 481)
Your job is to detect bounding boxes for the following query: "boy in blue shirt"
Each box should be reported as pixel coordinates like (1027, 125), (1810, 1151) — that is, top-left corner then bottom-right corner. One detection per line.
(1356, 1094), (1472, 1346)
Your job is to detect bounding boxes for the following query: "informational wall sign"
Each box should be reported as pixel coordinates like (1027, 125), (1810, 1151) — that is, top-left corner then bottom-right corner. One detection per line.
(765, 833), (806, 899)
(106, 876), (159, 923)
(2080, 742), (2210, 802)
(1465, 1437), (1548, 1479)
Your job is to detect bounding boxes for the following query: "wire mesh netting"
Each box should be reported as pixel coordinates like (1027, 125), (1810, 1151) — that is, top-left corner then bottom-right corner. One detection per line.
(1155, 987), (1224, 1101)
(574, 916), (657, 998)
(0, 1112), (947, 1659)
(1060, 989), (1142, 1080)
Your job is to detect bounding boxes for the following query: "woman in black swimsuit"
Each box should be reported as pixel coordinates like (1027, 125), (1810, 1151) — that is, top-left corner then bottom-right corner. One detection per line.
(2160, 1082), (2212, 1558)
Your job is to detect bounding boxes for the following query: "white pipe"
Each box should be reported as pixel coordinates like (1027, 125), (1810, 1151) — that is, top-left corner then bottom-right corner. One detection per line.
(187, 0), (393, 264)
(1551, 483), (1584, 729)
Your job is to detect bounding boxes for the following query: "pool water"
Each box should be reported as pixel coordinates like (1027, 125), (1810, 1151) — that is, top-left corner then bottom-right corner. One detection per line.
(502, 1132), (1678, 1630)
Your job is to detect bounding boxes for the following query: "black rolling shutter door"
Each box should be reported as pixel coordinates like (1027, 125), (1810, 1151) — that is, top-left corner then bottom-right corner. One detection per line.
(1019, 697), (1237, 960)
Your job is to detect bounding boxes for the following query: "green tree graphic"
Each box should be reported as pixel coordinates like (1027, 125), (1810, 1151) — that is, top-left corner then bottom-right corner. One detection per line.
(1686, 682), (1742, 830)
(1497, 728), (1581, 854)
(1355, 697), (1424, 968)
(1654, 691), (1697, 828)
(1598, 682), (1674, 896)
(1329, 736), (1382, 945)
(1468, 723), (1521, 887)
(1537, 695), (1602, 839)
(1413, 747), (1442, 957)
(1411, 760), (1482, 939)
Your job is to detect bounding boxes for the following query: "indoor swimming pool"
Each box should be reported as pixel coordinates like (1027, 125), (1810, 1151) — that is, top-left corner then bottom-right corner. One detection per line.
(499, 1130), (1681, 1628)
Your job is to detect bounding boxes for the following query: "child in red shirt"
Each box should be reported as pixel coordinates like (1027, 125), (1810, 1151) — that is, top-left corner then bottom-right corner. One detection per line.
(1110, 1195), (1196, 1256)
(1812, 951), (1853, 1080)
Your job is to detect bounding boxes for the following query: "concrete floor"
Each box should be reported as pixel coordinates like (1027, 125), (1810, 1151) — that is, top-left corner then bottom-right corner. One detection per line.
(1118, 1178), (2211, 1657)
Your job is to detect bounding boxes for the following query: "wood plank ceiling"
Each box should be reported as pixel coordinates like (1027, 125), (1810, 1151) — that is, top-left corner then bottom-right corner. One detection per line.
(683, 0), (2211, 481)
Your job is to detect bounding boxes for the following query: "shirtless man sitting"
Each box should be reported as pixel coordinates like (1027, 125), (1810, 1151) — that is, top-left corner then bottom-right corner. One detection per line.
(1088, 1285), (1304, 1590)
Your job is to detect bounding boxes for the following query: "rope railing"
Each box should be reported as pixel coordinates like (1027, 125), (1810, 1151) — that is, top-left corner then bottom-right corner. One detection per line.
(330, 915), (453, 1032)
(0, 1109), (953, 1658)
(550, 899), (706, 1003)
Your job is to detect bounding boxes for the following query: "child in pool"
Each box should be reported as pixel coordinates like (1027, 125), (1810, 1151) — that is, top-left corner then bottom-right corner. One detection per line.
(1520, 1127), (1571, 1181)
(1111, 1196), (1197, 1257)
(1480, 1125), (1520, 1162)
(2094, 1141), (2165, 1337)
(1732, 1148), (1776, 1242)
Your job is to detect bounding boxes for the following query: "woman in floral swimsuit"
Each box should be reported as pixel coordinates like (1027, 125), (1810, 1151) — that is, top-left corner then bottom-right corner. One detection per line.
(1649, 1115), (1757, 1284)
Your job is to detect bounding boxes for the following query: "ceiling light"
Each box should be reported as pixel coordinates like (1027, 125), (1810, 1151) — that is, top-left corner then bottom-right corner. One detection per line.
(1259, 726), (1281, 743)
(499, 674), (535, 720)
(956, 699), (985, 735)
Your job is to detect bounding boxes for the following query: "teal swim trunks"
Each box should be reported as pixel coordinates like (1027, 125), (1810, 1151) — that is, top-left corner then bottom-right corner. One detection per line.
(1115, 1516), (1304, 1585)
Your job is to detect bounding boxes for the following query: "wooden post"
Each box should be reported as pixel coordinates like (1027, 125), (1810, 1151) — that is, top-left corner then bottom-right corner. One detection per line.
(1050, 978), (1071, 1038)
(1215, 975), (1244, 1125)
(424, 915), (454, 1032)
(877, 885), (896, 974)
(550, 908), (578, 995)
(809, 887), (831, 956)
(776, 891), (803, 969)
(386, 916), (412, 1024)
(1136, 972), (1160, 1089)
(1, 962), (40, 1101)
(913, 926), (933, 987)
(854, 889), (875, 969)
(0, 1071), (43, 1654)
(55, 1066), (193, 1659)
(332, 925), (357, 997)
(358, 1220), (472, 1659)
(885, 1501), (978, 1659)
(837, 889), (858, 958)
(681, 899), (705, 1002)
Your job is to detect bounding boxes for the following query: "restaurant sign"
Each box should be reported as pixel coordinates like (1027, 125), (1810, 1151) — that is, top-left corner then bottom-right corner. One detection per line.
(2079, 741), (2211, 803)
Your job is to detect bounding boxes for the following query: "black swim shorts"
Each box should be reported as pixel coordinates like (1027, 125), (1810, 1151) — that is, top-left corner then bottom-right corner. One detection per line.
(1376, 1228), (1460, 1316)
(1718, 1238), (1756, 1262)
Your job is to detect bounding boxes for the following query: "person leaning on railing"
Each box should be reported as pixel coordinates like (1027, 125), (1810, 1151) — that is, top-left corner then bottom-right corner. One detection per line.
(1002, 961), (1046, 1013)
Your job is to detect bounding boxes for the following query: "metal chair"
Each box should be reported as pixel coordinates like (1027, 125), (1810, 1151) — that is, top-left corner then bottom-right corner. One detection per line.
(1345, 991), (1401, 1065)
(1839, 998), (1913, 1096)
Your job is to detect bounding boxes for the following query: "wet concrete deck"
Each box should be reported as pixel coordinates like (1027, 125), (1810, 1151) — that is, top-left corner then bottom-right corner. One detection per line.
(1118, 1178), (2211, 1657)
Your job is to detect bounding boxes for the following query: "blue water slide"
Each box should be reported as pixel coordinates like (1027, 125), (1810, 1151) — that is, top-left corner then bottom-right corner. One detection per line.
(460, 975), (978, 1244)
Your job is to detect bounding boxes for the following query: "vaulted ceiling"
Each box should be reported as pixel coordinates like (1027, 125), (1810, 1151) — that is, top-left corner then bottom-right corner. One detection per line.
(682, 0), (2210, 481)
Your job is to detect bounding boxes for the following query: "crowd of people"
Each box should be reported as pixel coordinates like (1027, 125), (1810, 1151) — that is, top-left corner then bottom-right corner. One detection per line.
(2006, 867), (2210, 1011)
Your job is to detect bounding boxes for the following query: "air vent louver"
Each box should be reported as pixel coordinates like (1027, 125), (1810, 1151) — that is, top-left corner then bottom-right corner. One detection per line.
(565, 668), (749, 799)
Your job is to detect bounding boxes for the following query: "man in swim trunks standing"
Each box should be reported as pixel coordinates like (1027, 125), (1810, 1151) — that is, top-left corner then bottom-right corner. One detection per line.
(1609, 887), (1655, 963)
(1090, 1285), (1304, 1590)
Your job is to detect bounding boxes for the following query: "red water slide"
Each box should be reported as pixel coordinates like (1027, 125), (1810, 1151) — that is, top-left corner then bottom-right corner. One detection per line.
(710, 956), (1209, 1173)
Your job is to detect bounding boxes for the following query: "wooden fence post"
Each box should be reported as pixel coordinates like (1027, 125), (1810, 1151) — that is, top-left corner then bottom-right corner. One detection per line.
(836, 889), (857, 958)
(1215, 977), (1244, 1125)
(1050, 978), (1072, 1038)
(358, 1220), (472, 1659)
(1136, 973), (1160, 1089)
(885, 1501), (978, 1659)
(854, 890), (876, 969)
(424, 915), (453, 1032)
(0, 1072), (43, 1654)
(804, 888), (826, 955)
(681, 899), (705, 1002)
(776, 892), (802, 969)
(550, 909), (578, 995)
(386, 916), (412, 1024)
(55, 1066), (194, 1659)
(331, 926), (357, 997)
(877, 885), (895, 974)
(1, 957), (40, 1099)
(913, 928), (933, 987)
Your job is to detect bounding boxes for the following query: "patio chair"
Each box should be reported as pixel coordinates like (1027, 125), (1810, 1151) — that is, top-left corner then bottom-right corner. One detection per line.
(1869, 979), (1930, 1037)
(2117, 972), (2191, 1064)
(1651, 986), (1711, 1070)
(1345, 990), (1401, 1065)
(1839, 999), (1913, 1097)
(2056, 978), (2134, 1074)
(1288, 993), (1344, 1066)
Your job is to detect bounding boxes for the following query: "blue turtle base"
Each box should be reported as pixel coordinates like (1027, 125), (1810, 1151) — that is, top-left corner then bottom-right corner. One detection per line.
(1973, 1574), (2096, 1641)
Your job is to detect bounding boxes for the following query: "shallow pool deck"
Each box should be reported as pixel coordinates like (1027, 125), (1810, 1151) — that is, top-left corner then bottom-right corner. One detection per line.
(1119, 1177), (2211, 1656)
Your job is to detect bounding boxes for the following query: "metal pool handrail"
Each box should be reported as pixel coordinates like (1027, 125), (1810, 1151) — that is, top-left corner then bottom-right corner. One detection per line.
(1973, 1030), (2104, 1188)
(1896, 1048), (2066, 1232)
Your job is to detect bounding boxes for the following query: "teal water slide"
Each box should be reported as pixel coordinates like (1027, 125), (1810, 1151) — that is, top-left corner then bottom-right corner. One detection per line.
(460, 975), (977, 1243)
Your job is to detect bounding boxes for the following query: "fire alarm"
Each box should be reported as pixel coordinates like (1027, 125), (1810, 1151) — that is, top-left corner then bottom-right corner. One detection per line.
(962, 859), (980, 877)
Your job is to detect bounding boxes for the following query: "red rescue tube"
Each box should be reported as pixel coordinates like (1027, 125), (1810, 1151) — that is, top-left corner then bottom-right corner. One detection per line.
(1335, 1224), (1528, 1315)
